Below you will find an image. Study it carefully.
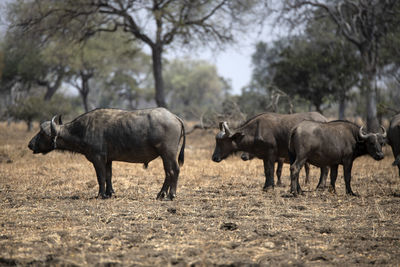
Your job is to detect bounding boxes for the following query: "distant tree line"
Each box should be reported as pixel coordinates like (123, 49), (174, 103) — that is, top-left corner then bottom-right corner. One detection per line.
(0, 0), (400, 131)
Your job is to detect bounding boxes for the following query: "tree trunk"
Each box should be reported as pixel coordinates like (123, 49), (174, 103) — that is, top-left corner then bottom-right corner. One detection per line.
(27, 119), (33, 132)
(81, 92), (89, 113)
(80, 74), (91, 113)
(44, 86), (57, 101)
(43, 70), (64, 101)
(366, 84), (379, 132)
(362, 65), (379, 131)
(152, 46), (167, 108)
(315, 105), (322, 114)
(360, 47), (380, 132)
(338, 92), (346, 120)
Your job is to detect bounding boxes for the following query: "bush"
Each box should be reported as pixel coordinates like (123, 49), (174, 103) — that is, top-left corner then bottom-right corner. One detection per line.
(6, 94), (74, 131)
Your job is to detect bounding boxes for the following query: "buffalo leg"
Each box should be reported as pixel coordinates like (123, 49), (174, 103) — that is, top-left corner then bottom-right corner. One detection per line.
(105, 161), (114, 196)
(329, 164), (338, 194)
(304, 163), (310, 184)
(316, 167), (329, 190)
(263, 158), (275, 191)
(289, 158), (306, 196)
(158, 152), (180, 200)
(166, 159), (179, 200)
(343, 161), (357, 196)
(276, 159), (283, 186)
(157, 178), (170, 200)
(92, 157), (108, 199)
(396, 163), (400, 177)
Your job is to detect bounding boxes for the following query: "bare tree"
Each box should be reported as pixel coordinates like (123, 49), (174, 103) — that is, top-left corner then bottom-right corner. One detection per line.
(13, 0), (262, 108)
(277, 0), (399, 131)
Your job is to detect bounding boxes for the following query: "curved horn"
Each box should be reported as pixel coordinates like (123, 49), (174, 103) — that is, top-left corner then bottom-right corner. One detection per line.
(219, 122), (224, 131)
(222, 121), (232, 136)
(359, 126), (371, 139)
(380, 125), (387, 138)
(50, 115), (59, 137)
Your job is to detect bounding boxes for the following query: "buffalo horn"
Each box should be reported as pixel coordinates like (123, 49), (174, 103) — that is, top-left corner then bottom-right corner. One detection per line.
(219, 122), (224, 131)
(359, 126), (372, 139)
(222, 121), (232, 136)
(380, 125), (387, 138)
(50, 115), (59, 137)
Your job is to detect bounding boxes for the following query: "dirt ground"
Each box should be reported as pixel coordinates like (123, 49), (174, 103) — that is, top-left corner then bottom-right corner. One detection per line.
(0, 121), (399, 266)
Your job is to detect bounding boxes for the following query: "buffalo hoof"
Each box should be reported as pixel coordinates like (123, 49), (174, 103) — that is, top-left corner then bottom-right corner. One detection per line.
(96, 193), (112, 199)
(346, 191), (359, 197)
(156, 191), (174, 200)
(168, 193), (176, 201)
(328, 186), (336, 194)
(316, 185), (327, 191)
(290, 189), (303, 197)
(263, 186), (274, 192)
(276, 181), (284, 187)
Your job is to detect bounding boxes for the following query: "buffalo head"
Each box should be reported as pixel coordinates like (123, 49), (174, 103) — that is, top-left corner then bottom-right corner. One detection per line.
(28, 115), (62, 154)
(359, 126), (386, 161)
(212, 121), (244, 162)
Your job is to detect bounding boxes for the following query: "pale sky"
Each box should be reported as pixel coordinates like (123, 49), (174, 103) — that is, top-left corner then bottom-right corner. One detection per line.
(195, 47), (256, 95)
(170, 24), (280, 95)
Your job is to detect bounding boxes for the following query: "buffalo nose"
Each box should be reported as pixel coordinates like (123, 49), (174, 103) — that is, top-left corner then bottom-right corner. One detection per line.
(375, 152), (384, 160)
(28, 142), (33, 150)
(212, 155), (221, 162)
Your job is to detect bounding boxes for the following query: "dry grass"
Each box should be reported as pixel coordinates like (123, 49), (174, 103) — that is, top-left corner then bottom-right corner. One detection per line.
(0, 122), (399, 266)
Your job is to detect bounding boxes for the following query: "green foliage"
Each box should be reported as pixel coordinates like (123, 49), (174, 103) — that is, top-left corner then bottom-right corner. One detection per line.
(0, 32), (46, 91)
(237, 86), (270, 116)
(249, 15), (361, 114)
(8, 0), (264, 108)
(0, 48), (3, 81)
(6, 94), (74, 128)
(164, 58), (230, 119)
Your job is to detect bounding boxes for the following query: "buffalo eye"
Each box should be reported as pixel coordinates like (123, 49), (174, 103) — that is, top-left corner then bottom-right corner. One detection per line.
(231, 132), (245, 144)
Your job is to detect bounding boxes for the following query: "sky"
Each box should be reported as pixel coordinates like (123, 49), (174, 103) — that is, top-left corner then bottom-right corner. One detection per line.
(193, 46), (257, 95)
(169, 24), (280, 95)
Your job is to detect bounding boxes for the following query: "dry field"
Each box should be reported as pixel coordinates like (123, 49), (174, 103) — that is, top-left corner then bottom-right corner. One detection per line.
(0, 121), (400, 266)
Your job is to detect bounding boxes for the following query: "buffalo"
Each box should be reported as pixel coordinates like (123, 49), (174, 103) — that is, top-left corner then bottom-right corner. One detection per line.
(240, 152), (311, 186)
(289, 120), (386, 196)
(212, 112), (328, 191)
(28, 108), (185, 200)
(388, 114), (400, 176)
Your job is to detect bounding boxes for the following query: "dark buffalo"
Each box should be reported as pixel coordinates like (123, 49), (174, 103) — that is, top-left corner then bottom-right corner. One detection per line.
(28, 108), (185, 200)
(240, 152), (311, 186)
(289, 120), (386, 196)
(388, 114), (400, 176)
(211, 112), (328, 191)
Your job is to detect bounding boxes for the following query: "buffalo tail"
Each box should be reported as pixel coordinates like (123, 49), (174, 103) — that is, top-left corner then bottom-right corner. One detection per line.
(177, 117), (186, 166)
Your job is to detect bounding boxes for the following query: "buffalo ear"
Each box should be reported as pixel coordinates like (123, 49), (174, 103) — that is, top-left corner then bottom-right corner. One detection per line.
(231, 132), (245, 144)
